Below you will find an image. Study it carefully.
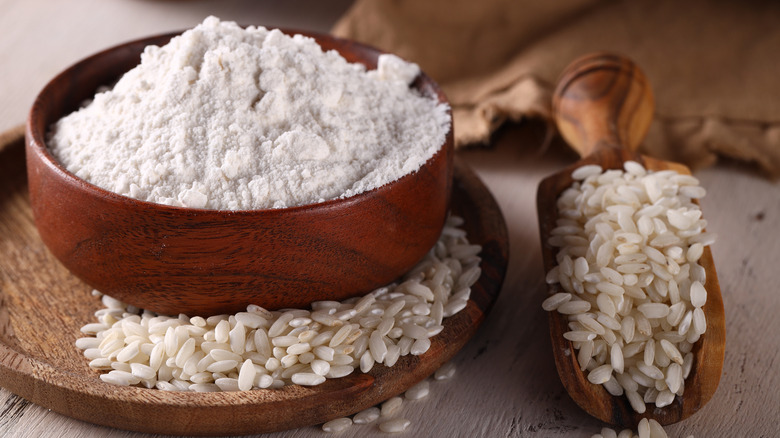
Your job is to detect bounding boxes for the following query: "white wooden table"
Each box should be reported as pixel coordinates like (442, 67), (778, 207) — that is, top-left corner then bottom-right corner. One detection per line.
(1, 1), (778, 436)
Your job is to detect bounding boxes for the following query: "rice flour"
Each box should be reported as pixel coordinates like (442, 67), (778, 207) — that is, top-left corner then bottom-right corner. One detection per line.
(49, 16), (450, 210)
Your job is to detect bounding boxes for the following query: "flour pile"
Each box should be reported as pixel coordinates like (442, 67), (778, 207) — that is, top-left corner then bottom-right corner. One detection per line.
(49, 16), (450, 210)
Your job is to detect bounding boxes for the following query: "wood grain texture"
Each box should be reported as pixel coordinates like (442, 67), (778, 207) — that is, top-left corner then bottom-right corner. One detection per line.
(553, 52), (654, 157)
(25, 31), (453, 316)
(537, 53), (725, 427)
(0, 129), (508, 436)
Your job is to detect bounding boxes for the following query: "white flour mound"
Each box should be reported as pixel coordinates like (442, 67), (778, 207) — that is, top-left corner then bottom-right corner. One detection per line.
(49, 16), (450, 210)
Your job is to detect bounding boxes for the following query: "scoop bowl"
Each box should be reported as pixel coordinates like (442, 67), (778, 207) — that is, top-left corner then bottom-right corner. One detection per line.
(25, 30), (453, 316)
(537, 53), (725, 426)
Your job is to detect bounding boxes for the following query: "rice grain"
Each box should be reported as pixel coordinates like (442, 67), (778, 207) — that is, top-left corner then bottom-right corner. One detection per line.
(378, 418), (411, 433)
(381, 396), (403, 417)
(322, 418), (352, 433)
(405, 380), (430, 400)
(542, 293), (572, 311)
(434, 362), (456, 380)
(291, 372), (325, 386)
(352, 407), (380, 424)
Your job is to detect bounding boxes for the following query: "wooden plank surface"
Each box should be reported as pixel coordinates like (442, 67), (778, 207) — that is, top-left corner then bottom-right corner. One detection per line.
(2, 1), (780, 437)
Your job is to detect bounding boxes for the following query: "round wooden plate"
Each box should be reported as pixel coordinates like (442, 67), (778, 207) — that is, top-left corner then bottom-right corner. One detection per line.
(0, 127), (509, 436)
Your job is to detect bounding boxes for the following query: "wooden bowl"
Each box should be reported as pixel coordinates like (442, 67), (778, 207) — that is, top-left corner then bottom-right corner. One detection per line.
(25, 30), (453, 316)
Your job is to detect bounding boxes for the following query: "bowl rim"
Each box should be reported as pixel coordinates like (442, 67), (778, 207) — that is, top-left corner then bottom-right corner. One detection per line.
(26, 28), (453, 218)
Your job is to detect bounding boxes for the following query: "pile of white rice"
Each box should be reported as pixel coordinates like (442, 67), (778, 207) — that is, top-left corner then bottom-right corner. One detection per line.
(542, 161), (715, 413)
(77, 215), (481, 391)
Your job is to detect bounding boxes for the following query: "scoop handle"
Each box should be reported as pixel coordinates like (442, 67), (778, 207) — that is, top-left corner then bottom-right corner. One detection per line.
(552, 53), (655, 158)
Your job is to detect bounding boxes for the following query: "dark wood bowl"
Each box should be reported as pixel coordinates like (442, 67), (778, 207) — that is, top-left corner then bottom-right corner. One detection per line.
(25, 30), (453, 316)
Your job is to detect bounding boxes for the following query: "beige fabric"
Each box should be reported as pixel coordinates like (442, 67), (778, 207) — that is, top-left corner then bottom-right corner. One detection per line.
(333, 0), (780, 177)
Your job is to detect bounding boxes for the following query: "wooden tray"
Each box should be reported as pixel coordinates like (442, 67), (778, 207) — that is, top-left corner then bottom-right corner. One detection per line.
(0, 127), (509, 436)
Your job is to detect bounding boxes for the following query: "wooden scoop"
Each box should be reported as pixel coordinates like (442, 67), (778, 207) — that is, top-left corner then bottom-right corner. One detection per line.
(537, 53), (725, 426)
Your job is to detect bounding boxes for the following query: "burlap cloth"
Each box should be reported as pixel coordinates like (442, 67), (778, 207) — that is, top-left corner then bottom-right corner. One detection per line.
(333, 0), (780, 177)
